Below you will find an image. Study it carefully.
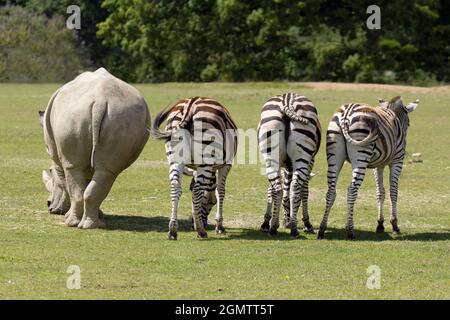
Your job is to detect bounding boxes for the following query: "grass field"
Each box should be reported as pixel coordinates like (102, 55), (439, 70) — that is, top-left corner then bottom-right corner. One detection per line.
(0, 82), (449, 299)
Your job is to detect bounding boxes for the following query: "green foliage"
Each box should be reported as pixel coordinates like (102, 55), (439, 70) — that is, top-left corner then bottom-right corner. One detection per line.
(17, 0), (112, 68)
(0, 5), (88, 82)
(1, 0), (449, 84)
(95, 0), (449, 84)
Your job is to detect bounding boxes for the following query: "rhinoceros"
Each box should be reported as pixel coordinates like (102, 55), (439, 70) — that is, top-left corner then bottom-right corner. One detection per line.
(39, 68), (150, 229)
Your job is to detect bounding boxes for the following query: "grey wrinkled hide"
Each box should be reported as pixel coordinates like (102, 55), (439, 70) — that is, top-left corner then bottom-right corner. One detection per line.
(40, 68), (150, 229)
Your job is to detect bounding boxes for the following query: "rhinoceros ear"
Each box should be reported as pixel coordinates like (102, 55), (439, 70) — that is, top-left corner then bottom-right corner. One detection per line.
(38, 111), (45, 127)
(42, 170), (53, 192)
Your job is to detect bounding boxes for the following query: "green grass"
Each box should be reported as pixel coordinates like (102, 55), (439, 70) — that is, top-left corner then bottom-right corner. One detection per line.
(0, 82), (449, 299)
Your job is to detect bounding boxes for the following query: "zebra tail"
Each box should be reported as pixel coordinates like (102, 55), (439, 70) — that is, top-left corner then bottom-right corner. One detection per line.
(150, 105), (173, 140)
(283, 103), (309, 125)
(340, 117), (378, 146)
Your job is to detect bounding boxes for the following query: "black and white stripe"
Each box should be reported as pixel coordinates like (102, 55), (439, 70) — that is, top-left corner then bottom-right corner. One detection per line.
(317, 96), (419, 239)
(151, 97), (238, 240)
(258, 93), (322, 238)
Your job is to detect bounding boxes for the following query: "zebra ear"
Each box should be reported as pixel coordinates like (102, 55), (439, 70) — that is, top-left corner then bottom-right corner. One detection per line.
(378, 98), (388, 108)
(405, 99), (419, 113)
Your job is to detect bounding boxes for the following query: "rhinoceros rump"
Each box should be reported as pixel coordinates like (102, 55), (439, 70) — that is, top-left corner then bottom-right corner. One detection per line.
(40, 68), (150, 229)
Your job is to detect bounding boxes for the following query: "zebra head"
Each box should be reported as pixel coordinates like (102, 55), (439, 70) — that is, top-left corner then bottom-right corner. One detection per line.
(379, 96), (419, 127)
(187, 169), (217, 225)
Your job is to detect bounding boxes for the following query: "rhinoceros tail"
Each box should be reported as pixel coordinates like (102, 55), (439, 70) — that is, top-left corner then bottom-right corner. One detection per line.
(91, 101), (108, 168)
(150, 104), (173, 140)
(42, 88), (61, 162)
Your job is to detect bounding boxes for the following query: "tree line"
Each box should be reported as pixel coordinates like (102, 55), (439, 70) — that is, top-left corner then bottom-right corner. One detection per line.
(1, 0), (449, 84)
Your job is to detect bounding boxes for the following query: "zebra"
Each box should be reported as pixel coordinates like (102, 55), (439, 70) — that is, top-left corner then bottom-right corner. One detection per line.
(258, 93), (322, 238)
(317, 96), (419, 240)
(151, 97), (238, 240)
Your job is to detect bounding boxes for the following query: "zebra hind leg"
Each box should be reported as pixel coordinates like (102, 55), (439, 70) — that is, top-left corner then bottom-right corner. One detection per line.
(301, 179), (314, 234)
(318, 174), (337, 240)
(269, 175), (283, 236)
(260, 184), (272, 232)
(281, 169), (293, 228)
(345, 151), (372, 240)
(289, 168), (309, 239)
(373, 167), (386, 233)
(389, 162), (403, 234)
(299, 160), (314, 233)
(168, 163), (184, 240)
(215, 165), (230, 234)
(189, 176), (196, 230)
(318, 134), (346, 240)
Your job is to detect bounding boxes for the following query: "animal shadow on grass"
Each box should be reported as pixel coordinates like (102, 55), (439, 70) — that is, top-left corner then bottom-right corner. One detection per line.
(104, 214), (192, 233)
(196, 227), (299, 242)
(321, 227), (450, 242)
(102, 214), (449, 242)
(103, 214), (244, 234)
(103, 213), (296, 240)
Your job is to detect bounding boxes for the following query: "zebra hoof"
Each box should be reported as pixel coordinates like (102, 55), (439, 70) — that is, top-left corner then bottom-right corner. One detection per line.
(290, 228), (300, 239)
(197, 231), (208, 239)
(317, 226), (326, 239)
(346, 231), (355, 240)
(268, 227), (278, 236)
(317, 231), (324, 240)
(168, 231), (178, 240)
(392, 224), (401, 234)
(260, 221), (270, 233)
(391, 219), (400, 234)
(215, 225), (225, 234)
(376, 223), (385, 233)
(303, 222), (315, 234)
(303, 226), (315, 234)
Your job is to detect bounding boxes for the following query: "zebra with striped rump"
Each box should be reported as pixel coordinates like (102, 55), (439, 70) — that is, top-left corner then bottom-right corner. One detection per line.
(317, 96), (419, 240)
(151, 97), (238, 240)
(258, 93), (321, 238)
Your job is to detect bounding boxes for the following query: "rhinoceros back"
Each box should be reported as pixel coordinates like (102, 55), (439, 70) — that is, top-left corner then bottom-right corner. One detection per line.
(44, 68), (150, 175)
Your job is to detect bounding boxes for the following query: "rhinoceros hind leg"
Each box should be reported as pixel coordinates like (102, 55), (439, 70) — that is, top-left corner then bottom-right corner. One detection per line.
(78, 170), (116, 230)
(78, 216), (106, 229)
(64, 169), (88, 227)
(78, 208), (106, 229)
